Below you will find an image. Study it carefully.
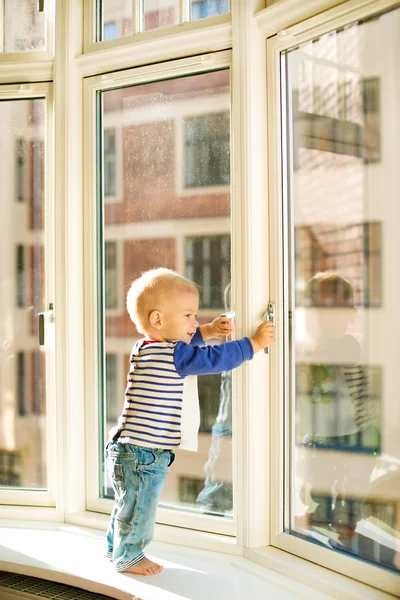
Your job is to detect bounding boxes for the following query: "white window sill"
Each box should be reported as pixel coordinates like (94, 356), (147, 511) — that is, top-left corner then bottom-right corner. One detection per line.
(0, 522), (397, 600)
(0, 522), (338, 600)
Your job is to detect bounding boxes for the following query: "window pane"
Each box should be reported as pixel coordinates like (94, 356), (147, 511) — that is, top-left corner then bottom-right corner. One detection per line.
(3, 0), (46, 52)
(142, 0), (179, 31)
(191, 0), (230, 21)
(283, 9), (400, 573)
(98, 0), (132, 41)
(0, 99), (47, 489)
(98, 69), (232, 519)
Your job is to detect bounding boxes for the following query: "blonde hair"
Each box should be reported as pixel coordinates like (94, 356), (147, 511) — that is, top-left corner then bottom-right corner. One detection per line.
(126, 268), (199, 333)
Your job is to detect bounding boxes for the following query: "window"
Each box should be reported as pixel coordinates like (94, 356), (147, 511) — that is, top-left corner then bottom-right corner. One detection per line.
(104, 241), (118, 309)
(3, 0), (46, 52)
(105, 353), (118, 423)
(191, 0), (229, 20)
(103, 129), (117, 198)
(143, 1), (179, 31)
(103, 21), (117, 41)
(277, 5), (400, 578)
(295, 222), (382, 308)
(16, 245), (25, 307)
(15, 137), (26, 202)
(185, 236), (230, 309)
(184, 112), (230, 188)
(96, 0), (230, 42)
(89, 61), (233, 529)
(178, 476), (205, 504)
(198, 373), (221, 432)
(17, 352), (25, 416)
(99, 1), (132, 41)
(0, 93), (51, 498)
(296, 364), (381, 453)
(293, 78), (381, 165)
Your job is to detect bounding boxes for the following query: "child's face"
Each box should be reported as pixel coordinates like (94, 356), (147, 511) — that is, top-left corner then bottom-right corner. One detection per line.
(157, 290), (199, 343)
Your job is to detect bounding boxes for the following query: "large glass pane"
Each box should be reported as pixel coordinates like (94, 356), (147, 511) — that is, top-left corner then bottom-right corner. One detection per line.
(191, 0), (229, 21)
(98, 69), (232, 519)
(0, 99), (47, 489)
(283, 9), (400, 572)
(98, 0), (132, 41)
(3, 0), (46, 52)
(142, 0), (179, 31)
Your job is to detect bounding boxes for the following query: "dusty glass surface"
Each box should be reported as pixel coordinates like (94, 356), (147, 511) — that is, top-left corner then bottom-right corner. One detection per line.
(3, 0), (46, 52)
(0, 99), (47, 489)
(283, 8), (400, 572)
(98, 69), (233, 518)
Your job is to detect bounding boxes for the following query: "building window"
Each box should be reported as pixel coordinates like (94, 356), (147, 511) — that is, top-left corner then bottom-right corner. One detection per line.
(15, 137), (26, 202)
(104, 128), (117, 198)
(105, 241), (118, 310)
(17, 352), (26, 417)
(103, 21), (117, 41)
(105, 353), (118, 423)
(184, 112), (230, 188)
(198, 373), (221, 432)
(0, 450), (21, 487)
(294, 75), (380, 165)
(191, 0), (230, 20)
(296, 364), (381, 453)
(16, 245), (25, 308)
(179, 477), (205, 504)
(295, 222), (382, 308)
(185, 236), (230, 309)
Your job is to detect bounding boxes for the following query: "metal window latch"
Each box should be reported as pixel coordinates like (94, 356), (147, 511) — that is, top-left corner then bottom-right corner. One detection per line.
(37, 0), (45, 12)
(38, 303), (54, 346)
(263, 302), (275, 354)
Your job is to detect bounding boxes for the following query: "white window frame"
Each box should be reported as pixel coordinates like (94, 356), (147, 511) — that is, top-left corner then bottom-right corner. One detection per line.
(264, 0), (400, 596)
(83, 0), (231, 58)
(83, 50), (240, 537)
(0, 82), (56, 509)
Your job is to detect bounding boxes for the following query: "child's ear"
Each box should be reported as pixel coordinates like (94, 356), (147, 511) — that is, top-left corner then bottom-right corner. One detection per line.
(149, 310), (162, 329)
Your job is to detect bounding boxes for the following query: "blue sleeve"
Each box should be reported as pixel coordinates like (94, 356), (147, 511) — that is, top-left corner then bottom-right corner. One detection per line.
(174, 337), (254, 377)
(190, 328), (204, 346)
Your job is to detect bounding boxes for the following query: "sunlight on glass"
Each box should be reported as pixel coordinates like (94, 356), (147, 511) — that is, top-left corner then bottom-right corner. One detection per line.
(0, 99), (47, 489)
(3, 0), (45, 52)
(99, 69), (233, 518)
(283, 8), (400, 572)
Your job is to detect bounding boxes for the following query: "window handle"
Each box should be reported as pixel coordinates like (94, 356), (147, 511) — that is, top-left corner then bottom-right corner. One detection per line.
(38, 303), (54, 346)
(263, 302), (275, 354)
(220, 311), (235, 343)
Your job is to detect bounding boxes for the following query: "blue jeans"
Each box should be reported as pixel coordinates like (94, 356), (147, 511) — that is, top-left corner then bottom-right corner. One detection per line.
(105, 441), (175, 572)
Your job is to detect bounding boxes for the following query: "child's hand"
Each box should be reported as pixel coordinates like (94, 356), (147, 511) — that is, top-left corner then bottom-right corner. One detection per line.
(250, 321), (275, 352)
(208, 316), (234, 339)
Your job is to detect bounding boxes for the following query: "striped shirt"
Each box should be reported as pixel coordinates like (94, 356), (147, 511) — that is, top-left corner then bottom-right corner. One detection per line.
(116, 329), (254, 451)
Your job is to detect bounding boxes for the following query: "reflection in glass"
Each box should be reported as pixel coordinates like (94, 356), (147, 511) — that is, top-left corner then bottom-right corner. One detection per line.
(0, 99), (46, 489)
(142, 0), (179, 31)
(4, 0), (45, 52)
(191, 0), (230, 20)
(99, 69), (232, 518)
(283, 8), (400, 572)
(99, 0), (132, 41)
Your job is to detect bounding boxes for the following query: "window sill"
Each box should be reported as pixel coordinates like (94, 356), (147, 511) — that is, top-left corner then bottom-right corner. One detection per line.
(0, 522), (337, 600)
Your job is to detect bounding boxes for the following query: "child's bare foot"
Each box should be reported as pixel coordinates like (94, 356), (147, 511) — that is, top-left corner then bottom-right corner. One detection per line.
(125, 557), (163, 576)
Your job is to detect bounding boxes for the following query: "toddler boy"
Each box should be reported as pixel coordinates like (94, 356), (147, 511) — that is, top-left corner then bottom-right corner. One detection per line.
(106, 268), (274, 575)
